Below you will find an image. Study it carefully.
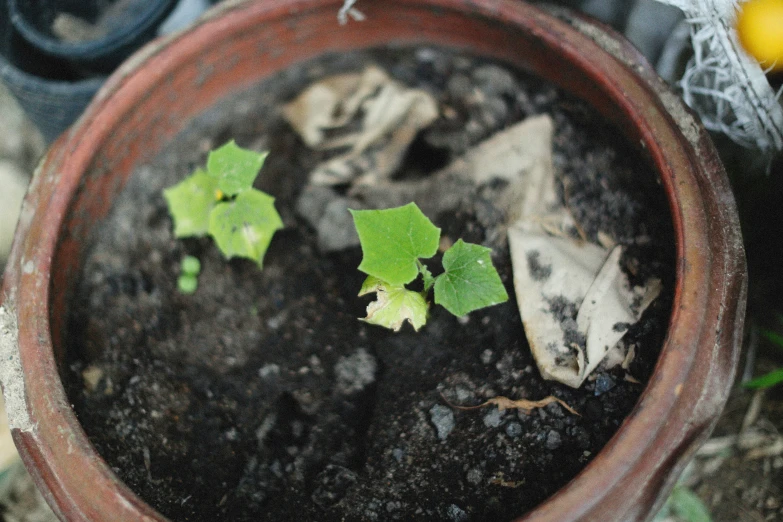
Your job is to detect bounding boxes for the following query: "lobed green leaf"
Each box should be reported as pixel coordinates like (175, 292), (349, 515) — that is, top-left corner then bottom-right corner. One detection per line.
(350, 203), (440, 286)
(434, 239), (509, 317)
(208, 189), (283, 267)
(207, 140), (269, 196)
(163, 168), (218, 237)
(359, 276), (428, 332)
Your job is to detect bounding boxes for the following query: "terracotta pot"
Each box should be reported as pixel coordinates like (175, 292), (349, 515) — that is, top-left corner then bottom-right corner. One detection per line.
(0, 0), (746, 520)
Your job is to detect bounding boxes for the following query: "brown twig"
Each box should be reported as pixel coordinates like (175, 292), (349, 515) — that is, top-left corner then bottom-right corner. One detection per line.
(440, 391), (579, 416)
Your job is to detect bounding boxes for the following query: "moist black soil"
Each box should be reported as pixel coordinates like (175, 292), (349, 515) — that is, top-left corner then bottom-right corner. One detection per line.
(64, 47), (675, 521)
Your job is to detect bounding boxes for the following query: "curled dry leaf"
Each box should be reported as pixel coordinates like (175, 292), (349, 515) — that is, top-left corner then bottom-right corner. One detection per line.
(440, 392), (579, 416)
(283, 65), (438, 186)
(506, 116), (662, 388)
(489, 473), (525, 488)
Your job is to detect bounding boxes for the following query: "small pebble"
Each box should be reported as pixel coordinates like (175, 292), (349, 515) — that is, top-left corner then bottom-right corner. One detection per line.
(446, 504), (468, 522)
(594, 373), (616, 396)
(472, 64), (518, 96)
(455, 387), (471, 401)
(466, 468), (483, 485)
(266, 311), (287, 330)
(505, 422), (523, 438)
(430, 405), (455, 440)
(447, 73), (473, 98)
(392, 448), (405, 463)
(335, 348), (377, 394)
(480, 349), (493, 365)
(81, 365), (104, 393)
(545, 430), (562, 450)
(483, 408), (503, 428)
(570, 425), (591, 449)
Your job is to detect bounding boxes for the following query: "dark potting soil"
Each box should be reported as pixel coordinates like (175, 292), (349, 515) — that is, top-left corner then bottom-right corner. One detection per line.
(64, 47), (675, 521)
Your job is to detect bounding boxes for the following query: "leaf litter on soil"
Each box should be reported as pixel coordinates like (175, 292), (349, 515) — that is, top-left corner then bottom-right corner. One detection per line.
(440, 391), (579, 416)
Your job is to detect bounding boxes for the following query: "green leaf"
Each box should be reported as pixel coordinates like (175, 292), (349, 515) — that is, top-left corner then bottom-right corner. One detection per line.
(358, 275), (388, 296)
(163, 168), (219, 237)
(669, 486), (712, 522)
(208, 188), (283, 267)
(434, 239), (509, 317)
(359, 276), (429, 331)
(178, 274), (198, 294)
(350, 203), (440, 286)
(206, 140), (268, 196)
(743, 367), (783, 389)
(760, 328), (783, 351)
(181, 255), (201, 276)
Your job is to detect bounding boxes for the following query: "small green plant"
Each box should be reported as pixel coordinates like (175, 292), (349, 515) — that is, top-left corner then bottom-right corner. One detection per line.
(654, 485), (712, 522)
(350, 202), (509, 331)
(743, 317), (783, 389)
(163, 140), (283, 268)
(177, 255), (201, 294)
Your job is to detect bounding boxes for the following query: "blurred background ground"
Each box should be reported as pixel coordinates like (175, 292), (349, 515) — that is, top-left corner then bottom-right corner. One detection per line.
(1, 1), (782, 521)
(0, 81), (55, 522)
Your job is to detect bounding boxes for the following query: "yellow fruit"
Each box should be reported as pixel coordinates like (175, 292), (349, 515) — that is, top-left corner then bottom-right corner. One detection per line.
(736, 0), (783, 71)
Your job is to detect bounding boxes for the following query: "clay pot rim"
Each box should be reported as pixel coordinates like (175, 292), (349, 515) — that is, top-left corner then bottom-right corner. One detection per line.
(1, 1), (745, 520)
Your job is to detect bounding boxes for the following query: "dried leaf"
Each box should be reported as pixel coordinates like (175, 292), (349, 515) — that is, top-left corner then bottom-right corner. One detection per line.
(283, 66), (438, 186)
(489, 474), (525, 488)
(441, 392), (579, 416)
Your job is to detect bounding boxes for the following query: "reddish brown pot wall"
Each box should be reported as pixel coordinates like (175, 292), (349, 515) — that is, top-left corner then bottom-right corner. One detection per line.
(0, 1), (746, 521)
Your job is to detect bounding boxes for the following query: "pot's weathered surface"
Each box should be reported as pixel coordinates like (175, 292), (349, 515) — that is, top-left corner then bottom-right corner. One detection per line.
(0, 1), (746, 521)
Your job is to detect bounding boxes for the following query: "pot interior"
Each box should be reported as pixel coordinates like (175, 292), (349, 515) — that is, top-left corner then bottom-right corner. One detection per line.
(38, 1), (695, 521)
(51, 1), (668, 362)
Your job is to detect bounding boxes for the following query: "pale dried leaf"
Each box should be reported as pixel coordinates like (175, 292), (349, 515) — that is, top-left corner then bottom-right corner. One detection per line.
(283, 66), (438, 186)
(506, 117), (662, 388)
(441, 393), (579, 416)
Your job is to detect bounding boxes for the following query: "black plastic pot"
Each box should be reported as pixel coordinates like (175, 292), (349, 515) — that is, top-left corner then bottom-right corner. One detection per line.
(0, 1), (104, 143)
(7, 0), (177, 73)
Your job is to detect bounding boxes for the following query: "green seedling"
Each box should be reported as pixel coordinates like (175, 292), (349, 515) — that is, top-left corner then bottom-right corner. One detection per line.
(177, 255), (202, 294)
(163, 140), (283, 268)
(743, 317), (783, 389)
(350, 202), (509, 331)
(654, 485), (712, 522)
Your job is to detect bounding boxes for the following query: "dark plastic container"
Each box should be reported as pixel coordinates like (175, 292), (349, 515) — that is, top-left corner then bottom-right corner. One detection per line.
(0, 1), (104, 143)
(7, 0), (177, 73)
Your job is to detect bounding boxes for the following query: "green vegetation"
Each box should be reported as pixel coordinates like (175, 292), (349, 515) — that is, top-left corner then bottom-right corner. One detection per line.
(350, 203), (508, 331)
(177, 255), (202, 294)
(164, 141), (283, 268)
(743, 319), (783, 389)
(655, 485), (712, 522)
